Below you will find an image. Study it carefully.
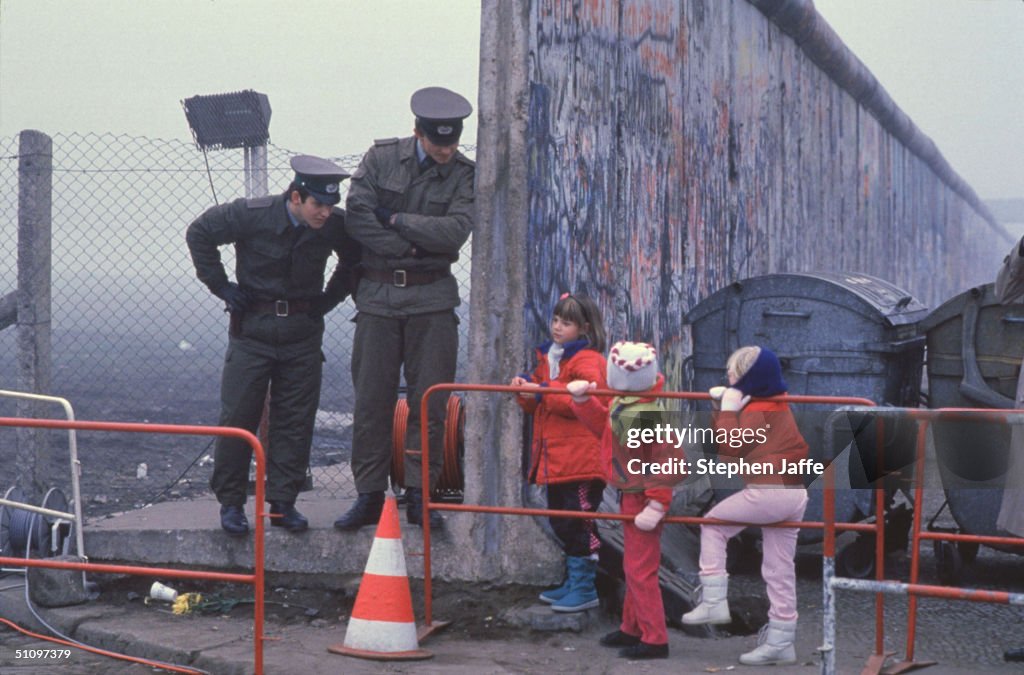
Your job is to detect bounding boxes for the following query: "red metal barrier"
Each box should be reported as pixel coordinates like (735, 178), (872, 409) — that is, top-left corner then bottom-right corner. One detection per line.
(901, 408), (1024, 671)
(416, 384), (878, 628)
(0, 417), (267, 675)
(821, 406), (1024, 675)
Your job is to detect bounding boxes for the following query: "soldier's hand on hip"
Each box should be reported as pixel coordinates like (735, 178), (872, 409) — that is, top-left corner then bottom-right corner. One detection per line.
(215, 282), (251, 313)
(309, 294), (338, 320)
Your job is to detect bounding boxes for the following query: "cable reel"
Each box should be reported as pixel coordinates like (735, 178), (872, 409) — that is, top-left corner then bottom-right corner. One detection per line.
(1, 485), (75, 558)
(390, 395), (465, 501)
(0, 485), (19, 557)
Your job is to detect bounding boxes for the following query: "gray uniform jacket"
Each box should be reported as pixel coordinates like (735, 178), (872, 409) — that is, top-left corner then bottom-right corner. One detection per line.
(345, 136), (474, 317)
(186, 193), (360, 313)
(995, 236), (1024, 537)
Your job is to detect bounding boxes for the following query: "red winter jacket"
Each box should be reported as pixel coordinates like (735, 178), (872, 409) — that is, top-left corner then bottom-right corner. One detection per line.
(712, 399), (809, 486)
(517, 340), (607, 485)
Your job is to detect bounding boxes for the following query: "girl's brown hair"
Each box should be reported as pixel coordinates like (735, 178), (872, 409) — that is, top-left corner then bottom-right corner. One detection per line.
(552, 293), (607, 353)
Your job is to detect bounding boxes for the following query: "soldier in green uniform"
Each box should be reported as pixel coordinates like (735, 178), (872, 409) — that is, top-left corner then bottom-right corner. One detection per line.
(334, 87), (474, 530)
(187, 155), (360, 536)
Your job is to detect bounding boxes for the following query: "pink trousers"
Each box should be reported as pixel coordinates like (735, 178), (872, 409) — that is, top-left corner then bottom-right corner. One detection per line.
(699, 486), (808, 622)
(620, 492), (667, 645)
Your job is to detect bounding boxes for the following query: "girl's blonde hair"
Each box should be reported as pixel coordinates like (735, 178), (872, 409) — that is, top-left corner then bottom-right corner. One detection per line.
(726, 345), (761, 381)
(552, 293), (607, 353)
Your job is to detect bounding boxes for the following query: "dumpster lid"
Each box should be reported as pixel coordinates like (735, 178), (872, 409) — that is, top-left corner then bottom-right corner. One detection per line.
(685, 272), (928, 327)
(918, 283), (1002, 333)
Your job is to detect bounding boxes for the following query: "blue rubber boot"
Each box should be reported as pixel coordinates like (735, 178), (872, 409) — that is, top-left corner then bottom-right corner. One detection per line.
(538, 558), (571, 604)
(551, 556), (599, 612)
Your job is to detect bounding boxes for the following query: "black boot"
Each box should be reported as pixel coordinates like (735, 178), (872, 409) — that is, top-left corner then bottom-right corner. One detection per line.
(618, 642), (669, 660)
(1005, 647), (1024, 662)
(405, 488), (442, 528)
(600, 630), (641, 648)
(219, 504), (249, 536)
(269, 502), (308, 532)
(333, 491), (385, 531)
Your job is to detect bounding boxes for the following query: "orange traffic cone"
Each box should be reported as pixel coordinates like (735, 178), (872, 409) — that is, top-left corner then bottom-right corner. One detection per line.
(328, 496), (432, 661)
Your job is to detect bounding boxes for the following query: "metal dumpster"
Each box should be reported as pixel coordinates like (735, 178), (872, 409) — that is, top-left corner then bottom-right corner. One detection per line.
(684, 272), (928, 572)
(919, 283), (1024, 581)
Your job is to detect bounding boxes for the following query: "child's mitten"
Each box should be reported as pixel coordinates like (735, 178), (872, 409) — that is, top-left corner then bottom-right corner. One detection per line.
(720, 387), (751, 412)
(566, 380), (596, 403)
(634, 501), (665, 531)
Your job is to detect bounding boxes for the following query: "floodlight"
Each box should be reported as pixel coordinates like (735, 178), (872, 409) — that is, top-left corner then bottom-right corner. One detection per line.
(182, 90), (272, 150)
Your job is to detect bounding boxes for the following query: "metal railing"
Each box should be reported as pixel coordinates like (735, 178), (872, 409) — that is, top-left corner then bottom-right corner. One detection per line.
(414, 384), (879, 632)
(821, 406), (1024, 675)
(0, 417), (268, 675)
(0, 390), (85, 572)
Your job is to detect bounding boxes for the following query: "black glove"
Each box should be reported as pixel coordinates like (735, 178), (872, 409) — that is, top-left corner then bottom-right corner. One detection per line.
(308, 294), (339, 319)
(373, 206), (395, 227)
(214, 282), (251, 313)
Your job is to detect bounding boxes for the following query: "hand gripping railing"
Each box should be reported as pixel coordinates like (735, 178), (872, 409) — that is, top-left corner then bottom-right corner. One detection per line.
(820, 406), (1024, 675)
(415, 384), (878, 635)
(0, 417), (268, 675)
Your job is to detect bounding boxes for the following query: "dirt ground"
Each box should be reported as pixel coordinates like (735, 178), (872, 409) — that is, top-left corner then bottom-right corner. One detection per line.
(88, 575), (546, 642)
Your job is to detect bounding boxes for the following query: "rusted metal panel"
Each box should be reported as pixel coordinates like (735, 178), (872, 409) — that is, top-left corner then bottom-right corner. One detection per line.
(523, 0), (1007, 385)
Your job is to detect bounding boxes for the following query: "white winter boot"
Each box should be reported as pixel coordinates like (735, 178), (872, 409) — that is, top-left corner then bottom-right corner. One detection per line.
(739, 619), (797, 666)
(681, 574), (730, 625)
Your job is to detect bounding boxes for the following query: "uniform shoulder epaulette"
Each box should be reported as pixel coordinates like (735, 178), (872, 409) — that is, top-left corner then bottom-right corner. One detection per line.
(455, 153), (475, 168)
(373, 137), (399, 146)
(246, 196), (274, 208)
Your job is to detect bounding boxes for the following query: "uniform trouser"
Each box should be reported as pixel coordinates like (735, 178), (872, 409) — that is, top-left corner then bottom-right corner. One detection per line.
(620, 492), (668, 645)
(350, 310), (458, 492)
(546, 480), (604, 558)
(210, 332), (323, 506)
(699, 486), (808, 622)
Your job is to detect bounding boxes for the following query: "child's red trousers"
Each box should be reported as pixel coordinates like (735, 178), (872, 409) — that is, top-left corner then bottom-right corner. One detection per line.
(619, 492), (667, 645)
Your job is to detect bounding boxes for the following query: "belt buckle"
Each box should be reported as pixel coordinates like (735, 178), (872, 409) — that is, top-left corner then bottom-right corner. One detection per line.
(275, 300), (289, 317)
(393, 270), (407, 288)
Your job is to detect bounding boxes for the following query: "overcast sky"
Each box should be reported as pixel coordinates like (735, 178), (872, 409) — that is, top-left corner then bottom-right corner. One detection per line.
(813, 0), (1024, 202)
(0, 0), (482, 159)
(1, 0), (1021, 200)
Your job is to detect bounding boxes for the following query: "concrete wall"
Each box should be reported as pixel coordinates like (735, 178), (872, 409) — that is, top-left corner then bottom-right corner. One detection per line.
(463, 0), (1009, 583)
(525, 0), (1007, 381)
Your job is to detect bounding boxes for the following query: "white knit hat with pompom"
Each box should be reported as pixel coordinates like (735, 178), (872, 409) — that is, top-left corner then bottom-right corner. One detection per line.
(607, 341), (658, 392)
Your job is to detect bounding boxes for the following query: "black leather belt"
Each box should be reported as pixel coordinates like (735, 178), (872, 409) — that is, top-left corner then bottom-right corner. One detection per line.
(362, 267), (451, 288)
(248, 299), (312, 317)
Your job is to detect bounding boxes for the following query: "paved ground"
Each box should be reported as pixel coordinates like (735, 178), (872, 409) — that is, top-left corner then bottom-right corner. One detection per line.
(2, 531), (1023, 674)
(2, 447), (1023, 673)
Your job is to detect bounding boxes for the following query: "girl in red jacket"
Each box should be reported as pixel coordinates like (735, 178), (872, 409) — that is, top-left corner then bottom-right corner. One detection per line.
(682, 346), (809, 667)
(511, 293), (607, 613)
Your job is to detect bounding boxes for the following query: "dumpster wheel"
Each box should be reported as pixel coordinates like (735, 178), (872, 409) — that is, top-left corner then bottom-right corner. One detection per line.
(957, 540), (980, 564)
(933, 540), (963, 585)
(836, 534), (876, 579)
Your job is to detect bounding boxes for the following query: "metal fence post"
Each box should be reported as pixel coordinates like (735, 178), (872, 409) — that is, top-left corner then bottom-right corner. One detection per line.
(16, 129), (53, 501)
(244, 142), (273, 485)
(243, 144), (268, 198)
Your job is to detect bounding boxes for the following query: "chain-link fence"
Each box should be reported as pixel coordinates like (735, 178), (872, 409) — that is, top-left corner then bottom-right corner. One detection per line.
(0, 131), (472, 512)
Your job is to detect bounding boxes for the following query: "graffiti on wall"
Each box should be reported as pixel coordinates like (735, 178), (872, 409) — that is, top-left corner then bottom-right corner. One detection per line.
(525, 0), (1003, 388)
